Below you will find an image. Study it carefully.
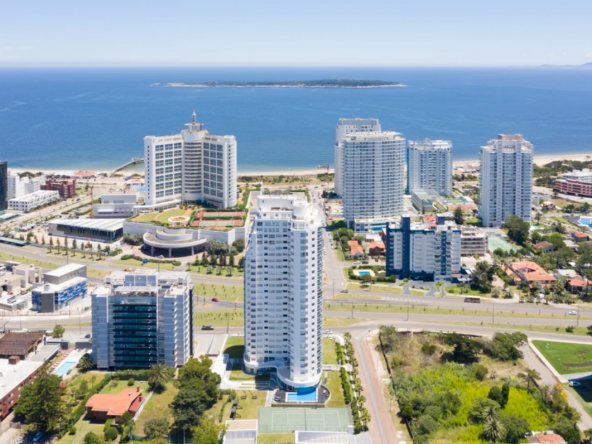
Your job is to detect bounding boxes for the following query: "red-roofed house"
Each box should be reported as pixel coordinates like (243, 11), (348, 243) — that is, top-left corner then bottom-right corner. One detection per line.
(423, 215), (437, 229)
(85, 387), (145, 421)
(348, 240), (364, 258)
(534, 241), (554, 253)
(503, 261), (557, 287)
(75, 171), (97, 179)
(368, 241), (385, 256)
(528, 431), (567, 444)
(571, 231), (590, 242)
(567, 276), (592, 294)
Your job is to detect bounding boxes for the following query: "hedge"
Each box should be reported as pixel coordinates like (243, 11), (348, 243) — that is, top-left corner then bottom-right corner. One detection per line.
(113, 368), (175, 381)
(340, 367), (352, 404)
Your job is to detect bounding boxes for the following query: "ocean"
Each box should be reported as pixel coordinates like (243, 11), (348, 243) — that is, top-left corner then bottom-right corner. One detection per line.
(0, 66), (591, 172)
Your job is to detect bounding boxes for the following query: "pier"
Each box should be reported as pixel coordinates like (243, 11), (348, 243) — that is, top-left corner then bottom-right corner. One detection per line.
(110, 157), (144, 177)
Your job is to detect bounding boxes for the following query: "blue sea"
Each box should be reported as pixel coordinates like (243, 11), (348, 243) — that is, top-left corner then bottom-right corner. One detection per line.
(0, 67), (591, 172)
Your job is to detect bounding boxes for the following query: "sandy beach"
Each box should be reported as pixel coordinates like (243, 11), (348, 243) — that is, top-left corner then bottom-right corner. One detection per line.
(6, 152), (591, 178)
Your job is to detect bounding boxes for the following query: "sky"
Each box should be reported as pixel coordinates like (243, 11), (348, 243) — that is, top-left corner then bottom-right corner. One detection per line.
(0, 0), (591, 67)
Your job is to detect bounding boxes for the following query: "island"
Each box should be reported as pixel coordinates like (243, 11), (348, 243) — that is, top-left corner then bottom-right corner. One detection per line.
(154, 79), (402, 88)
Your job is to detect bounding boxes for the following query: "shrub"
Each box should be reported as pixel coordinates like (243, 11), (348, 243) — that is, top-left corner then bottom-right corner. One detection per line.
(421, 342), (437, 356)
(127, 377), (135, 386)
(104, 418), (113, 431)
(417, 414), (439, 435)
(566, 325), (576, 333)
(424, 405), (441, 421)
(488, 386), (503, 405)
(104, 426), (118, 441)
(68, 427), (76, 435)
(471, 363), (488, 381)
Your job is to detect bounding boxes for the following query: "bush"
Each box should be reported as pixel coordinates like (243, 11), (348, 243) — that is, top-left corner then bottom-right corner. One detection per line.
(104, 418), (113, 431)
(421, 342), (437, 356)
(127, 378), (135, 386)
(120, 254), (134, 260)
(566, 325), (576, 333)
(104, 426), (118, 441)
(424, 405), (441, 421)
(417, 414), (439, 435)
(471, 363), (488, 381)
(488, 386), (503, 405)
(68, 427), (76, 435)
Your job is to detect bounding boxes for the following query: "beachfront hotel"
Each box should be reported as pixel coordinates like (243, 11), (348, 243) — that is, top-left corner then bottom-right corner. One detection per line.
(407, 139), (453, 196)
(334, 118), (381, 197)
(144, 113), (237, 209)
(479, 134), (533, 228)
(385, 216), (461, 280)
(91, 270), (193, 370)
(243, 194), (323, 391)
(339, 129), (406, 228)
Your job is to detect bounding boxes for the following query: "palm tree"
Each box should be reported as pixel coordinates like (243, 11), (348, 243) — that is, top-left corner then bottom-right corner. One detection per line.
(360, 407), (371, 428)
(77, 353), (93, 371)
(148, 363), (169, 392)
(483, 416), (505, 442)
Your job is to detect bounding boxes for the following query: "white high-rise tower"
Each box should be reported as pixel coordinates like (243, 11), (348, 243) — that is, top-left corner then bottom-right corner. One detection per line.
(407, 139), (453, 196)
(334, 118), (381, 197)
(144, 114), (237, 208)
(341, 131), (406, 227)
(243, 194), (323, 391)
(479, 134), (533, 228)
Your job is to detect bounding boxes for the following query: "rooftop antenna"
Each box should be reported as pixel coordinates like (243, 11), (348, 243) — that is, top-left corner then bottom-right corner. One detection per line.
(192, 110), (196, 124)
(186, 111), (203, 132)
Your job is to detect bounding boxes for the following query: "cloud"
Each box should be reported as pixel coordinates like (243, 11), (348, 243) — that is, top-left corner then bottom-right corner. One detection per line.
(0, 46), (32, 53)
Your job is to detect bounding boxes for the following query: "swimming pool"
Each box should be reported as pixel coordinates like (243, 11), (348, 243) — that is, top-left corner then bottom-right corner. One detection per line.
(286, 387), (317, 402)
(580, 218), (592, 228)
(54, 360), (77, 377)
(358, 271), (370, 276)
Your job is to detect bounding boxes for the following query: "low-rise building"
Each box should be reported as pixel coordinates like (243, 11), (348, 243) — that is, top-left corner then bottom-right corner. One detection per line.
(368, 241), (385, 256)
(31, 263), (87, 313)
(567, 276), (592, 294)
(411, 189), (444, 213)
(562, 169), (592, 182)
(49, 218), (124, 242)
(85, 386), (145, 421)
(0, 332), (45, 360)
(503, 261), (557, 287)
(348, 240), (364, 258)
(0, 264), (41, 297)
(8, 190), (59, 212)
(93, 193), (138, 218)
(385, 216), (461, 280)
(460, 227), (487, 256)
(534, 241), (554, 253)
(91, 270), (193, 370)
(571, 231), (590, 242)
(555, 178), (592, 198)
(42, 179), (76, 199)
(0, 357), (43, 420)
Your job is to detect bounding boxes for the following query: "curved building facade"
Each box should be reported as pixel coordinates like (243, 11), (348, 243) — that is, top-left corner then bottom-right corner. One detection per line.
(243, 195), (323, 390)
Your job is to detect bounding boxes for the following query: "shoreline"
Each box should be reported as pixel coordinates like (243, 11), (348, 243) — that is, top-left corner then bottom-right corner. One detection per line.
(156, 83), (406, 89)
(7, 152), (591, 178)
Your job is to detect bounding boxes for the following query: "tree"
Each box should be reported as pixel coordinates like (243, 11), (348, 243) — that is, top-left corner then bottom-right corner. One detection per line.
(500, 382), (510, 408)
(78, 353), (93, 371)
(72, 239), (78, 250)
(143, 418), (169, 440)
(232, 238), (245, 253)
(487, 386), (503, 405)
(191, 417), (220, 444)
(501, 416), (529, 443)
(14, 371), (66, 432)
(83, 432), (103, 444)
(504, 215), (530, 245)
(359, 407), (371, 428)
(417, 414), (438, 435)
(104, 426), (118, 442)
(469, 398), (500, 423)
(360, 274), (372, 285)
(118, 411), (133, 427)
(552, 419), (581, 444)
(491, 288), (502, 298)
(443, 333), (480, 363)
(483, 416), (506, 442)
(453, 207), (464, 225)
(52, 324), (65, 338)
(148, 363), (170, 392)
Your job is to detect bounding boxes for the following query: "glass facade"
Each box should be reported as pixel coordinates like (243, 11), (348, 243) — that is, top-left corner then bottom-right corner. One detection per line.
(111, 301), (158, 368)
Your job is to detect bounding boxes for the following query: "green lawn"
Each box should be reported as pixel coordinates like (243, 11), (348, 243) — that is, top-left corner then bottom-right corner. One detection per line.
(194, 282), (244, 302)
(133, 212), (158, 223)
(325, 371), (346, 408)
(322, 338), (338, 365)
(532, 340), (592, 374)
(427, 321), (592, 337)
(221, 391), (267, 423)
(257, 434), (295, 444)
(346, 283), (402, 294)
(189, 265), (244, 277)
(334, 294), (382, 301)
(323, 317), (369, 327)
(0, 251), (61, 270)
(224, 336), (245, 359)
(155, 209), (189, 222)
(410, 289), (428, 295)
(446, 286), (491, 297)
(57, 417), (105, 444)
(117, 257), (177, 271)
(195, 310), (245, 327)
(101, 380), (149, 395)
(566, 383), (592, 418)
(134, 382), (179, 436)
(229, 363), (270, 382)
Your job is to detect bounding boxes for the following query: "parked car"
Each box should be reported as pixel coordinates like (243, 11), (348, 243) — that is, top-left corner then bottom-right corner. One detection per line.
(568, 311), (577, 315)
(212, 298), (219, 302)
(569, 381), (581, 387)
(33, 433), (43, 443)
(324, 329), (333, 335)
(340, 289), (349, 293)
(201, 325), (214, 330)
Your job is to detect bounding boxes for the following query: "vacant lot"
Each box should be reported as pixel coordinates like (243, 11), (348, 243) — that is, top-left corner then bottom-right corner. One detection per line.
(532, 340), (592, 374)
(134, 382), (179, 436)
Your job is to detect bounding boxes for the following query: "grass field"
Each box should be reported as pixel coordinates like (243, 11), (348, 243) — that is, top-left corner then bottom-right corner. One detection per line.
(195, 310), (245, 327)
(410, 289), (428, 295)
(224, 336), (245, 359)
(155, 209), (188, 222)
(189, 265), (244, 277)
(132, 212), (158, 223)
(532, 340), (592, 374)
(324, 303), (592, 320)
(430, 321), (592, 337)
(322, 338), (338, 365)
(346, 283), (403, 294)
(446, 286), (491, 297)
(134, 382), (179, 436)
(257, 433), (295, 444)
(57, 417), (105, 444)
(194, 282), (244, 302)
(324, 372), (346, 407)
(0, 250), (62, 270)
(333, 294), (382, 301)
(101, 380), (149, 395)
(221, 391), (267, 423)
(229, 363), (271, 382)
(566, 383), (592, 418)
(117, 257), (177, 271)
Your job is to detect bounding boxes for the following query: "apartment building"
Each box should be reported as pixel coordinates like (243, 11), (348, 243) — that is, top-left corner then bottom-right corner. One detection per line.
(243, 194), (323, 390)
(460, 226), (487, 256)
(91, 270), (193, 370)
(0, 160), (6, 211)
(32, 263), (88, 313)
(144, 113), (237, 209)
(479, 134), (533, 228)
(0, 357), (42, 420)
(334, 118), (381, 197)
(43, 179), (77, 199)
(8, 190), (59, 212)
(385, 216), (461, 280)
(340, 131), (406, 227)
(407, 139), (453, 196)
(7, 175), (23, 200)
